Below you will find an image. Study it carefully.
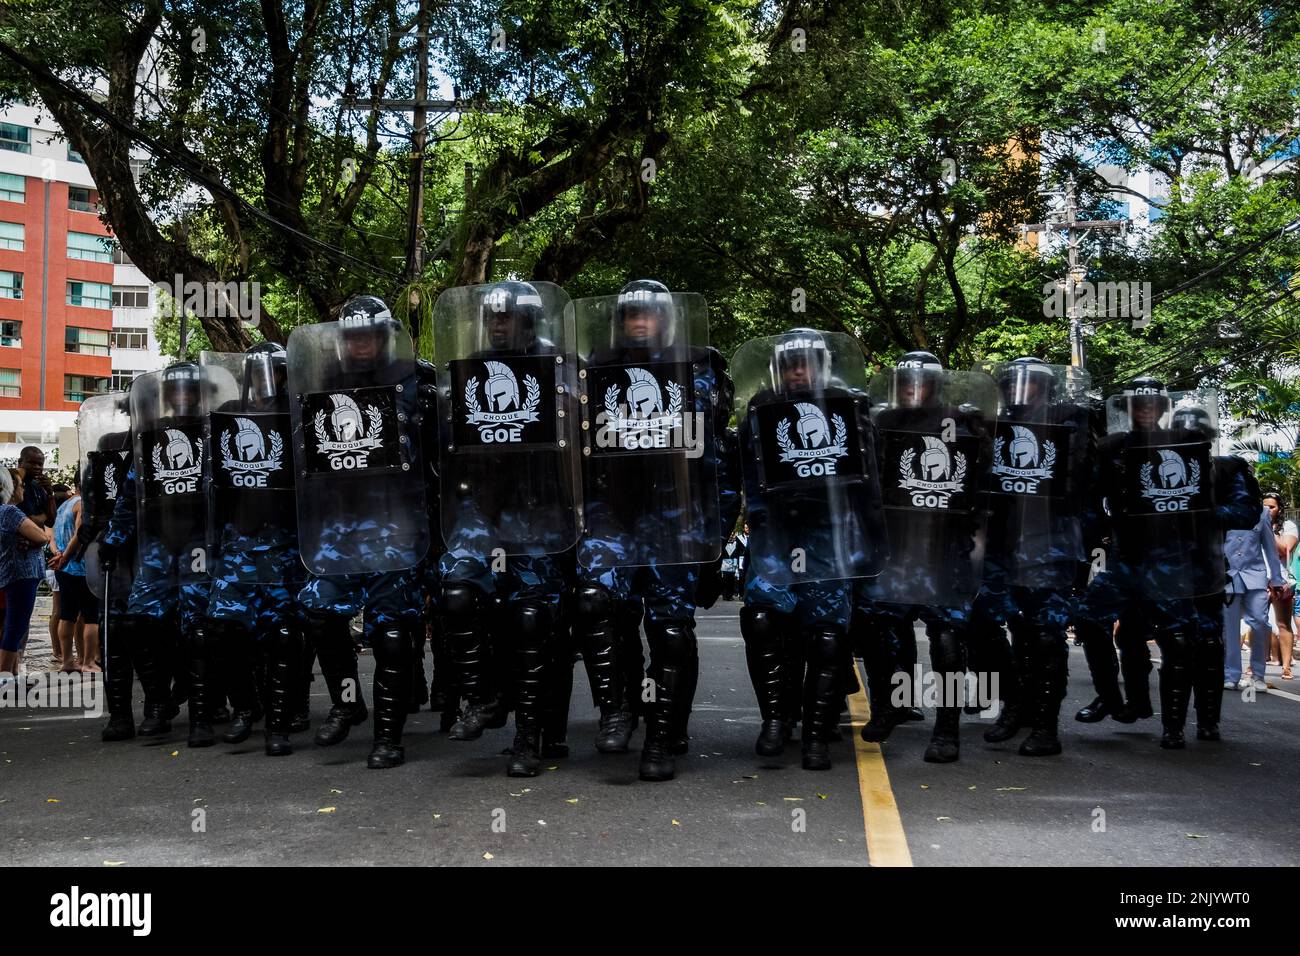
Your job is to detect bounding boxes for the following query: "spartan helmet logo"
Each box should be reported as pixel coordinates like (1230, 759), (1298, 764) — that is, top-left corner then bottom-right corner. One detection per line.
(920, 436), (951, 481)
(484, 360), (520, 412)
(233, 417), (266, 461)
(1157, 449), (1187, 488)
(164, 428), (195, 469)
(795, 402), (830, 448)
(625, 367), (663, 418)
(330, 394), (364, 442)
(1009, 425), (1039, 468)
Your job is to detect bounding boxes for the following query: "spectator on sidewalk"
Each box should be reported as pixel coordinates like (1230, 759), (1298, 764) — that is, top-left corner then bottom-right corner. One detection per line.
(1263, 493), (1297, 679)
(1223, 503), (1286, 690)
(51, 472), (99, 674)
(0, 466), (54, 681)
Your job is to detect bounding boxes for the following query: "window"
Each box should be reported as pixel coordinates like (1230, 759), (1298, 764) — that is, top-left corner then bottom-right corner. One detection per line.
(0, 271), (22, 300)
(0, 123), (30, 154)
(0, 320), (19, 348)
(111, 327), (149, 350)
(0, 222), (23, 251)
(67, 280), (111, 310)
(68, 186), (96, 213)
(0, 368), (20, 398)
(67, 231), (113, 263)
(64, 374), (108, 403)
(110, 370), (136, 392)
(112, 286), (149, 309)
(66, 327), (111, 356)
(111, 243), (132, 266)
(67, 145), (84, 164)
(0, 173), (24, 203)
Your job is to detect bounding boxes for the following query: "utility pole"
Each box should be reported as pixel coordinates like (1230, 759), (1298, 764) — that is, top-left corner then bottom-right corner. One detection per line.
(404, 0), (430, 286)
(1019, 176), (1127, 368)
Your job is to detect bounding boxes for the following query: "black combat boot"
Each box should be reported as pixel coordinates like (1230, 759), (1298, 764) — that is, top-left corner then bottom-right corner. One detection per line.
(1075, 619), (1125, 722)
(367, 624), (412, 769)
(540, 621), (575, 758)
(1158, 631), (1192, 750)
(1019, 626), (1065, 757)
(221, 624), (259, 744)
(801, 627), (848, 771)
(578, 585), (633, 753)
(312, 615), (368, 746)
(101, 611), (135, 742)
(1116, 620), (1154, 720)
(186, 624), (216, 748)
(505, 604), (551, 778)
(292, 635), (314, 733)
(443, 582), (497, 741)
(923, 627), (963, 763)
(264, 625), (300, 757)
(639, 621), (694, 781)
(408, 620), (429, 714)
(742, 606), (789, 756)
(133, 619), (176, 735)
(859, 622), (905, 743)
(1192, 622), (1225, 742)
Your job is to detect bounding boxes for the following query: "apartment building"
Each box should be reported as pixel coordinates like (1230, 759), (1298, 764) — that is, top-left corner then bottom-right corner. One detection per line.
(0, 104), (165, 464)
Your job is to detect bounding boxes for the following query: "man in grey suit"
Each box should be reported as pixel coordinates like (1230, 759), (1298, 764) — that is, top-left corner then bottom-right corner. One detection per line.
(1223, 506), (1286, 690)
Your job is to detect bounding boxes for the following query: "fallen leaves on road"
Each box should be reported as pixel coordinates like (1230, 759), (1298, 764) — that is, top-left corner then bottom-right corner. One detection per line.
(317, 807), (337, 814)
(46, 798), (59, 804)
(995, 787), (1028, 792)
(483, 852), (494, 860)
(103, 861), (125, 867)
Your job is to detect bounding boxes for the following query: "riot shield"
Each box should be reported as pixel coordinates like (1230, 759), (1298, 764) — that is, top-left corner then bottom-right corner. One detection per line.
(572, 291), (720, 570)
(78, 393), (134, 599)
(287, 317), (430, 576)
(432, 281), (581, 557)
(201, 350), (300, 588)
(864, 368), (997, 607)
(978, 362), (1093, 590)
(1103, 387), (1222, 597)
(130, 365), (237, 595)
(731, 330), (886, 587)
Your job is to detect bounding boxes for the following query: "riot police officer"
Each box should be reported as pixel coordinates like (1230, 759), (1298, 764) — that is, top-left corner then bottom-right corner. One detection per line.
(203, 342), (305, 755)
(862, 352), (994, 763)
(289, 296), (432, 768)
(573, 279), (739, 781)
(433, 280), (581, 776)
(1078, 379), (1257, 748)
(970, 358), (1093, 756)
(734, 328), (887, 769)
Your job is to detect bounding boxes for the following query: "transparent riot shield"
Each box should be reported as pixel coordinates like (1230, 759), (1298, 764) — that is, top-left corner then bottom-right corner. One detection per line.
(201, 350), (300, 588)
(731, 330), (886, 587)
(287, 318), (430, 576)
(864, 368), (997, 607)
(572, 291), (720, 569)
(1103, 387), (1222, 597)
(978, 362), (1094, 590)
(432, 281), (581, 557)
(78, 393), (134, 599)
(130, 365), (238, 596)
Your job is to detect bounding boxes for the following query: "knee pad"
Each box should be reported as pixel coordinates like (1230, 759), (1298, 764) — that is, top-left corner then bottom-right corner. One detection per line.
(740, 606), (783, 650)
(371, 627), (408, 663)
(928, 627), (964, 672)
(646, 620), (693, 667)
(441, 582), (480, 619)
(1161, 630), (1191, 664)
(804, 627), (845, 670)
(575, 585), (612, 625)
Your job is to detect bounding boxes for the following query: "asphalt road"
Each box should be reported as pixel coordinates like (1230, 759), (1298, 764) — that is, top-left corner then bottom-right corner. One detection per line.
(2, 603), (1298, 866)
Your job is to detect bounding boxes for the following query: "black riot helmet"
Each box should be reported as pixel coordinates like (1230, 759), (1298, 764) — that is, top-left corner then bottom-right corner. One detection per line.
(161, 362), (202, 418)
(891, 350), (943, 409)
(770, 328), (831, 394)
(480, 280), (544, 352)
(998, 357), (1056, 408)
(614, 278), (675, 350)
(1170, 404), (1217, 439)
(241, 341), (287, 410)
(336, 295), (397, 372)
(1122, 376), (1169, 431)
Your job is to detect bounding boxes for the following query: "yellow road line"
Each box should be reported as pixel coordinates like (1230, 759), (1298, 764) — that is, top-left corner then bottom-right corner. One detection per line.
(846, 664), (913, 867)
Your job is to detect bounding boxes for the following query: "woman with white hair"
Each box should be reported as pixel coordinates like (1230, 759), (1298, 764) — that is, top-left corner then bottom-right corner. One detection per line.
(0, 466), (53, 681)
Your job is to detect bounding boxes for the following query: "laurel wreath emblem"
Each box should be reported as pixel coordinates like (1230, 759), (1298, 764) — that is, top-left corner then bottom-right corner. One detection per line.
(1140, 458), (1200, 492)
(993, 436), (1056, 471)
(776, 414), (847, 454)
(603, 378), (683, 423)
(220, 427), (284, 469)
(898, 446), (966, 485)
(463, 373), (541, 417)
(313, 405), (383, 444)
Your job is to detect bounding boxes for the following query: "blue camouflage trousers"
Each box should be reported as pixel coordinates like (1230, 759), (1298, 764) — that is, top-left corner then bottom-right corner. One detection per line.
(127, 539), (209, 630)
(298, 569), (422, 642)
(207, 528), (302, 633)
